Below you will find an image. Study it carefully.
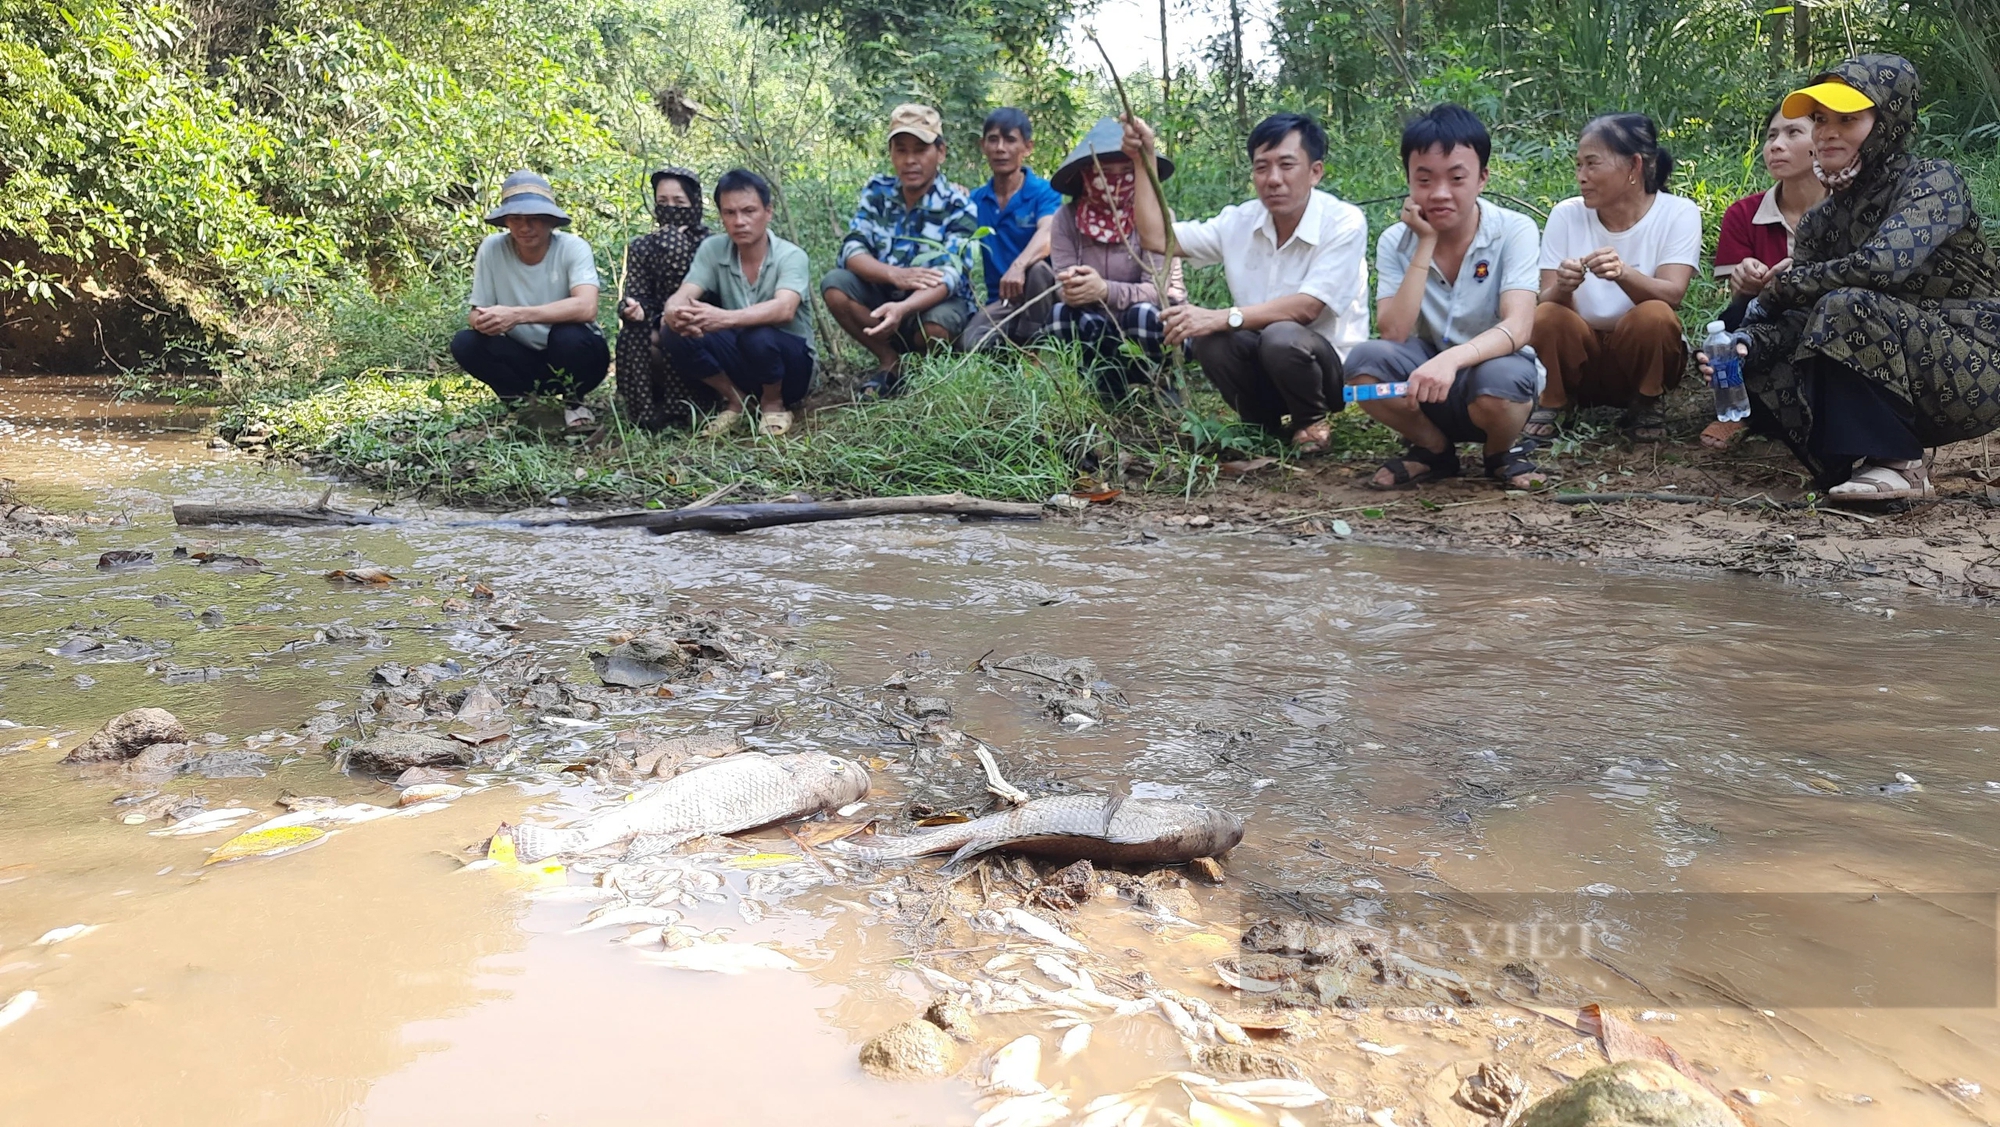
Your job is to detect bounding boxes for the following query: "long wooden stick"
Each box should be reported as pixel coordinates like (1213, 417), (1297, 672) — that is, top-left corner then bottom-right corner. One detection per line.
(590, 492), (1044, 534)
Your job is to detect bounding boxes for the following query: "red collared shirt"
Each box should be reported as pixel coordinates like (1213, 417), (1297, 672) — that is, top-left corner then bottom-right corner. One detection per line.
(1714, 188), (1795, 276)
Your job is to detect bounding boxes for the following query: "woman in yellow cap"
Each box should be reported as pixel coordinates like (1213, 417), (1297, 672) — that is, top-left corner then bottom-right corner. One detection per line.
(1701, 54), (2000, 502)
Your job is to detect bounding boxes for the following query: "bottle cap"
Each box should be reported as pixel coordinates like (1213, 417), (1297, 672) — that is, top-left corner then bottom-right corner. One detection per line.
(1705, 321), (1725, 334)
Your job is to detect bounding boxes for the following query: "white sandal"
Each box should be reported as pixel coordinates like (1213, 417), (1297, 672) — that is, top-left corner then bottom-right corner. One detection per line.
(1827, 458), (1933, 503)
(758, 409), (794, 437)
(698, 407), (744, 438)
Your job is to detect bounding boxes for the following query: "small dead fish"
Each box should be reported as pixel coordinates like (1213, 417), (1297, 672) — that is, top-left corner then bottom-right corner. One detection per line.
(845, 794), (1243, 866)
(638, 942), (799, 974)
(33, 924), (97, 946)
(0, 990), (37, 1031)
(512, 753), (869, 862)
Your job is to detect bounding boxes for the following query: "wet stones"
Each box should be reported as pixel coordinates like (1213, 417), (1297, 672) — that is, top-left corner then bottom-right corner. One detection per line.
(345, 731), (471, 774)
(1192, 1043), (1303, 1080)
(902, 696), (952, 721)
(1241, 917), (1364, 962)
(591, 635), (689, 688)
(922, 995), (980, 1042)
(859, 1017), (959, 1079)
(125, 743), (199, 774)
(62, 707), (190, 763)
(1515, 1060), (1739, 1127)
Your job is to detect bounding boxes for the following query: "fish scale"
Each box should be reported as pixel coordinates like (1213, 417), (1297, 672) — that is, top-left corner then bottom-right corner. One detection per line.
(512, 753), (869, 861)
(842, 794), (1243, 865)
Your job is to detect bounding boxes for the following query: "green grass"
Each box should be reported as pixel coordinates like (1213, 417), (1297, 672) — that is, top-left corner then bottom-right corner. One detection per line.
(226, 347), (1398, 508)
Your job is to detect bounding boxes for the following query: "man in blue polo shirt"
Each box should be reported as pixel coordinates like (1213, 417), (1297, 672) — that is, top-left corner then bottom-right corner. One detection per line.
(959, 107), (1063, 352)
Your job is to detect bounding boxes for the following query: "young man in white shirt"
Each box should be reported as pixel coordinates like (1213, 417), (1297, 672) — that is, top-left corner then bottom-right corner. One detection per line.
(1157, 113), (1369, 454)
(1346, 105), (1545, 490)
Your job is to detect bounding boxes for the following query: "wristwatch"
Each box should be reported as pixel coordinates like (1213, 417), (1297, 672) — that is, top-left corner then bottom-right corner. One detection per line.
(1226, 306), (1244, 329)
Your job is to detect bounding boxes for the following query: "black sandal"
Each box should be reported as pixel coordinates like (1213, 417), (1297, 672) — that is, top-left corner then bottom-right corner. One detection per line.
(1369, 445), (1461, 490)
(1484, 441), (1547, 489)
(855, 370), (902, 401)
(1621, 393), (1666, 442)
(1521, 405), (1561, 444)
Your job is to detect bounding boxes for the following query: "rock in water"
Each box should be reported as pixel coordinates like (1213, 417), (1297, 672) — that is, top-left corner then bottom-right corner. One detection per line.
(63, 708), (190, 763)
(125, 743), (199, 775)
(1516, 1061), (1739, 1127)
(590, 636), (689, 687)
(923, 995), (980, 1042)
(860, 1019), (957, 1079)
(346, 732), (472, 774)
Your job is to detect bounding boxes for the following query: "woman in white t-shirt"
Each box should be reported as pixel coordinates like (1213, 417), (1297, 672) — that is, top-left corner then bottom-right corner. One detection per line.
(1529, 114), (1701, 442)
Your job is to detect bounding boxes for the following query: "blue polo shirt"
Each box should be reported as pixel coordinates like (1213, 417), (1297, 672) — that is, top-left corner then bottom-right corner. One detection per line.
(970, 168), (1062, 302)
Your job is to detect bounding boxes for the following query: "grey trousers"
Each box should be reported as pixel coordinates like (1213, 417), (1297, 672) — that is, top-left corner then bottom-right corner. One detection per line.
(1190, 321), (1344, 436)
(958, 261), (1058, 352)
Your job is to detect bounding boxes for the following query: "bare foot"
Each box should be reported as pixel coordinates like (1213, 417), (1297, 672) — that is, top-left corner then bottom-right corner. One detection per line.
(1291, 419), (1332, 455)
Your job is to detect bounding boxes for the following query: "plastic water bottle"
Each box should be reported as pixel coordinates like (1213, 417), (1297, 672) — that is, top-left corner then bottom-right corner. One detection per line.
(1702, 321), (1750, 422)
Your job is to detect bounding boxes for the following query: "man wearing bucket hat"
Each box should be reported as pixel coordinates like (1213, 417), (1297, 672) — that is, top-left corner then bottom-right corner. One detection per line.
(451, 169), (609, 424)
(820, 103), (981, 399)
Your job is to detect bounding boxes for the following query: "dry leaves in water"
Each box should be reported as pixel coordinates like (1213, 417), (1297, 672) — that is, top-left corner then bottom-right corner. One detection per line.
(327, 566), (396, 584)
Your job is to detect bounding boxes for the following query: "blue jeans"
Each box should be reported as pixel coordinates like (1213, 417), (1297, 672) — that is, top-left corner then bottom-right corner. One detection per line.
(655, 325), (814, 408)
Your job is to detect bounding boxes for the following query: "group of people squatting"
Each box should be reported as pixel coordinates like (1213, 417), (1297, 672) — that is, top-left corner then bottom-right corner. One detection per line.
(451, 52), (2000, 504)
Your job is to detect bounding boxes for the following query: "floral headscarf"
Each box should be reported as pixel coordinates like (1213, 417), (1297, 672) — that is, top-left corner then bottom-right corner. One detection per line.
(1075, 158), (1137, 245)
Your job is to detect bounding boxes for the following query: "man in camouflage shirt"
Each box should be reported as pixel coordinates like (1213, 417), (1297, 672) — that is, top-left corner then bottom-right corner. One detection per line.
(820, 103), (980, 398)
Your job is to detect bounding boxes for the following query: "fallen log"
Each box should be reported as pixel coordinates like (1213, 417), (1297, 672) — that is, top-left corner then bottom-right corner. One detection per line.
(615, 492), (1043, 534)
(172, 502), (398, 527)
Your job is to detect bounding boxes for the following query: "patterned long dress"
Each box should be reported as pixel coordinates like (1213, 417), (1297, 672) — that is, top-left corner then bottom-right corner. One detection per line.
(615, 172), (713, 431)
(1739, 54), (2000, 487)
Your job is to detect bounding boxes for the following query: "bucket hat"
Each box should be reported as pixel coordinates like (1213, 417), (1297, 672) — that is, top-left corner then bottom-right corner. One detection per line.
(483, 169), (572, 227)
(1050, 117), (1174, 197)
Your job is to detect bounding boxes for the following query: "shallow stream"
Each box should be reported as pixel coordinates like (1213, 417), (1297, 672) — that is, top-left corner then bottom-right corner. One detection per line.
(2, 376), (1996, 1125)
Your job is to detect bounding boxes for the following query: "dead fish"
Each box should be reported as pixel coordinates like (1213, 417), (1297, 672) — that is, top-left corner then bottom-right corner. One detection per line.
(843, 794), (1243, 866)
(511, 753), (869, 862)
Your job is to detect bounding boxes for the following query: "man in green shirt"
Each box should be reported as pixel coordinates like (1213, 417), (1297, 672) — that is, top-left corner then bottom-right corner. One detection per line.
(659, 169), (816, 437)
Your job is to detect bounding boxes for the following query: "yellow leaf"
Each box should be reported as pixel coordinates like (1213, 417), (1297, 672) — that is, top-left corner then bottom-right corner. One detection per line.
(1188, 1100), (1263, 1127)
(204, 825), (327, 866)
(914, 812), (970, 827)
(726, 852), (800, 869)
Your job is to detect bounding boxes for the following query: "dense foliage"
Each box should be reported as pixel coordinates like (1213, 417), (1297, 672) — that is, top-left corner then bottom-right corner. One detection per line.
(0, 0), (1993, 391)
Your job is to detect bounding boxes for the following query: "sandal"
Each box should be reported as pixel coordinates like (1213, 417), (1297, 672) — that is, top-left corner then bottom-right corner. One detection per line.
(562, 405), (597, 430)
(758, 408), (794, 437)
(1521, 404), (1561, 444)
(1621, 394), (1667, 443)
(1699, 419), (1746, 450)
(698, 407), (744, 438)
(1369, 444), (1462, 490)
(855, 370), (902, 401)
(1291, 418), (1333, 455)
(1484, 441), (1547, 489)
(1827, 458), (1933, 503)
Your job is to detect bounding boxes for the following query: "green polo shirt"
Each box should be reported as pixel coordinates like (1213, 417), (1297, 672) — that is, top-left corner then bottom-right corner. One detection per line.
(684, 232), (815, 354)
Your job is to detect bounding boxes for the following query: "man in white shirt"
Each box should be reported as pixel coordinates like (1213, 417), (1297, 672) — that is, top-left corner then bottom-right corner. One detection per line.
(1162, 113), (1369, 453)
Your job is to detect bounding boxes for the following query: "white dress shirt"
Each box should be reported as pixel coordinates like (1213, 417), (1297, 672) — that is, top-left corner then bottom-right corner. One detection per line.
(1174, 189), (1370, 358)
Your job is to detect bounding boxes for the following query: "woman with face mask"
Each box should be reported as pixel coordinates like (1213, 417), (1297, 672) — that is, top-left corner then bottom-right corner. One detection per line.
(1703, 55), (2000, 502)
(1699, 100), (1827, 449)
(614, 167), (712, 430)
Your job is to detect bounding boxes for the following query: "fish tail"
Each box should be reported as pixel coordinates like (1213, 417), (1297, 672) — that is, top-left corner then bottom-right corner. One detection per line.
(835, 825), (978, 862)
(512, 823), (583, 863)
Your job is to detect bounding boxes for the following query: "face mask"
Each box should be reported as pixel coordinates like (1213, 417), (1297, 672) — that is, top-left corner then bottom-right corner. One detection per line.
(655, 203), (702, 229)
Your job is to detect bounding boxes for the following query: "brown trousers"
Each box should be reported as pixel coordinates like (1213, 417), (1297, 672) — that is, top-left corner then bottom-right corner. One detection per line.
(1532, 300), (1687, 409)
(1191, 322), (1344, 436)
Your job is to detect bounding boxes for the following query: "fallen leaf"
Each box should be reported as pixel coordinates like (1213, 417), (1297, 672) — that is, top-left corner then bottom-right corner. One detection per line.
(1218, 457), (1277, 477)
(472, 583), (495, 599)
(327, 567), (396, 584)
(204, 825), (328, 865)
(1578, 1004), (1731, 1104)
(789, 820), (875, 847)
(915, 812), (971, 826)
(1072, 488), (1123, 503)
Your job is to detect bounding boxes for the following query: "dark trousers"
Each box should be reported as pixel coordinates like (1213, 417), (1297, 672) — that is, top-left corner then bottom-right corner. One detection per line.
(450, 324), (609, 403)
(655, 325), (814, 409)
(1190, 322), (1344, 436)
(1809, 362), (1923, 478)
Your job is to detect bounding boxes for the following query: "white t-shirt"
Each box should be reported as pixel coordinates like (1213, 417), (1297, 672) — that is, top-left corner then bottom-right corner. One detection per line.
(468, 230), (601, 349)
(1538, 194), (1701, 330)
(1174, 190), (1370, 358)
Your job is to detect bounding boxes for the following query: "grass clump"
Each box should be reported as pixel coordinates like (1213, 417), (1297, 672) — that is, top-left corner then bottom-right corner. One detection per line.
(226, 347), (1394, 508)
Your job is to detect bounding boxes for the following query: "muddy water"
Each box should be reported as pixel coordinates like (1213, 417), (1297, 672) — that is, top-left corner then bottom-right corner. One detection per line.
(3, 376), (1998, 1125)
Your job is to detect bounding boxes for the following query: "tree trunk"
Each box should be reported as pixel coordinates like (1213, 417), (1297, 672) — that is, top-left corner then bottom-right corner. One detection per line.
(1792, 1), (1811, 67)
(1160, 0), (1171, 113)
(1230, 0), (1248, 134)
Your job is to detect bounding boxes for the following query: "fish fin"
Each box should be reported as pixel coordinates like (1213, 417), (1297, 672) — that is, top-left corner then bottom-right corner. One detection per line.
(511, 823), (586, 863)
(1100, 783), (1130, 837)
(944, 839), (996, 867)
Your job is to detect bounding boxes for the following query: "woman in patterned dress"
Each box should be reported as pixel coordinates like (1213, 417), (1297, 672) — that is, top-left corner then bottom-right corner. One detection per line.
(615, 167), (712, 430)
(1708, 55), (2000, 502)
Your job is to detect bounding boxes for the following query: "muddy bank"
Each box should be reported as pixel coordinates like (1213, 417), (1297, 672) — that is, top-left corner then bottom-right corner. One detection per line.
(1104, 431), (2000, 604)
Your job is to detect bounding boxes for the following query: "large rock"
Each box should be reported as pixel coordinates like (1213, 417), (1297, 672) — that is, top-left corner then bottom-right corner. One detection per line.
(1516, 1061), (1740, 1127)
(63, 708), (189, 763)
(859, 1018), (957, 1079)
(125, 743), (199, 775)
(345, 732), (472, 774)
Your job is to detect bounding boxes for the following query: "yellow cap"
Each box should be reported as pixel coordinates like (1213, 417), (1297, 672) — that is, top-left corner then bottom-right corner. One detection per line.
(887, 103), (944, 144)
(1782, 81), (1876, 119)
